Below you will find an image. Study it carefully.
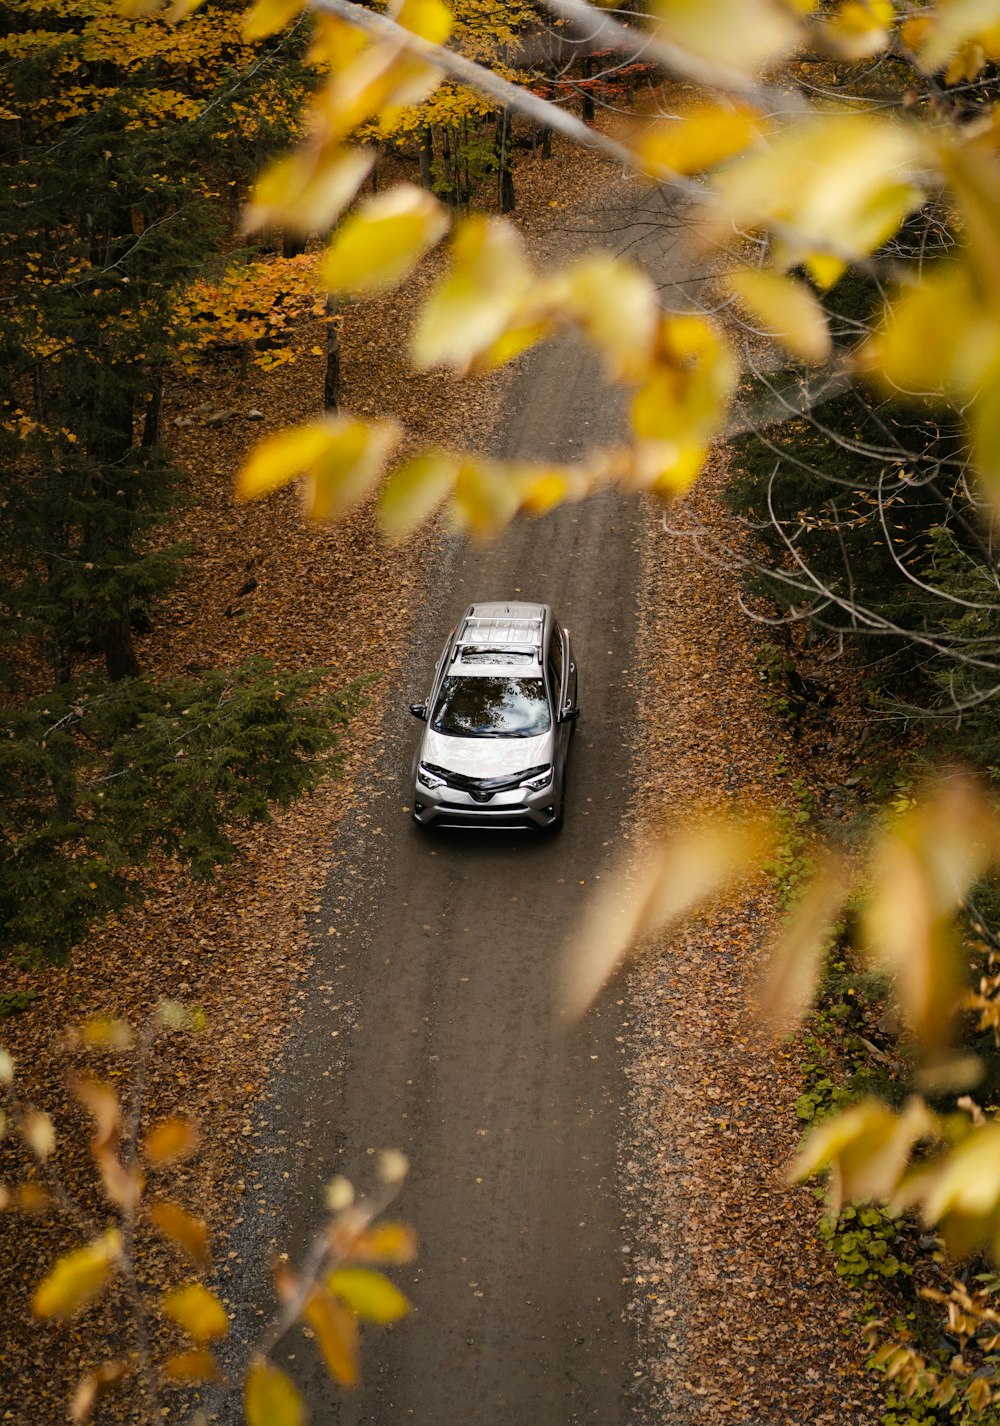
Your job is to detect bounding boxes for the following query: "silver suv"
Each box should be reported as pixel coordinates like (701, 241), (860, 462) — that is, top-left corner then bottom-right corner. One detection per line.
(409, 601), (579, 831)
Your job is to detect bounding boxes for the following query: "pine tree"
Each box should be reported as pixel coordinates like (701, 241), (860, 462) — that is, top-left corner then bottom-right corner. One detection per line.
(0, 2), (350, 968)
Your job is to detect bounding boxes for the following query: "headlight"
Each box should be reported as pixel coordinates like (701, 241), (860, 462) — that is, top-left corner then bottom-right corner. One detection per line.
(417, 764), (446, 790)
(520, 765), (553, 791)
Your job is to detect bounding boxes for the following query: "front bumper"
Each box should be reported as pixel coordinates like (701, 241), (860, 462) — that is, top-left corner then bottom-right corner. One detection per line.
(412, 778), (560, 830)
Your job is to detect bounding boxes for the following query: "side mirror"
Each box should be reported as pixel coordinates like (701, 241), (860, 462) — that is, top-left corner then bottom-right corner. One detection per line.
(410, 703), (428, 721)
(560, 705), (580, 723)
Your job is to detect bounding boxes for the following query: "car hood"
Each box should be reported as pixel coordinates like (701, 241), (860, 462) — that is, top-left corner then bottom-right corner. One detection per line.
(420, 728), (552, 777)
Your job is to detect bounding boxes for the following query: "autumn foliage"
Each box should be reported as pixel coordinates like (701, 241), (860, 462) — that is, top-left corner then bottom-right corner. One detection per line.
(0, 1010), (416, 1424)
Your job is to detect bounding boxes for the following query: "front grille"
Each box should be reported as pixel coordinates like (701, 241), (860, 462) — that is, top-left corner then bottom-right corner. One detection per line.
(423, 763), (546, 796)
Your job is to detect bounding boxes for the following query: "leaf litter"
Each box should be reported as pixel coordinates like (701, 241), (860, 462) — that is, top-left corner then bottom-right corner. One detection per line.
(624, 443), (884, 1423)
(0, 128), (885, 1422)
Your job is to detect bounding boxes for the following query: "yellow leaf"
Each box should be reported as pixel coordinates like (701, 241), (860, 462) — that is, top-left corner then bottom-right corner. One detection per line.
(313, 46), (438, 146)
(941, 142), (1000, 297)
(652, 0), (804, 77)
(308, 12), (369, 68)
(724, 268), (832, 364)
(552, 254), (659, 381)
(242, 0), (303, 41)
(78, 1016), (134, 1051)
(474, 317), (554, 372)
(860, 262), (995, 398)
(0, 1048), (12, 1084)
(244, 147), (374, 237)
(327, 1267), (411, 1324)
(377, 1149), (409, 1185)
(379, 450), (459, 540)
(804, 250), (846, 291)
(162, 1348), (222, 1384)
(22, 1109), (55, 1161)
(149, 1199), (212, 1268)
(157, 999), (204, 1032)
(71, 1076), (120, 1147)
(70, 1361), (129, 1425)
(411, 215), (532, 373)
(972, 377), (1000, 496)
(162, 1283), (229, 1342)
(240, 417), (399, 521)
(945, 37), (988, 82)
(821, 0), (894, 59)
(967, 1377), (995, 1414)
(909, 0), (1000, 75)
(632, 102), (763, 178)
(15, 1182), (53, 1214)
(302, 1288), (360, 1388)
(901, 13), (933, 52)
(245, 1356), (308, 1425)
(143, 1116), (199, 1165)
(714, 113), (925, 270)
(450, 457), (522, 538)
(239, 421), (341, 502)
(910, 1126), (1000, 1255)
(32, 1230), (122, 1319)
(394, 0), (453, 44)
(71, 1077), (137, 1208)
(629, 314), (738, 478)
(348, 1222), (418, 1265)
(558, 816), (773, 1021)
(862, 777), (1000, 1049)
(629, 439), (708, 497)
(757, 859), (850, 1032)
(790, 1097), (936, 1214)
(164, 0), (204, 21)
(515, 462), (588, 517)
(318, 184), (449, 295)
(304, 418), (401, 522)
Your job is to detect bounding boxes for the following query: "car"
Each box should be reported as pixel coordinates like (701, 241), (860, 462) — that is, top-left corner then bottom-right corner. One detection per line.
(409, 600), (579, 831)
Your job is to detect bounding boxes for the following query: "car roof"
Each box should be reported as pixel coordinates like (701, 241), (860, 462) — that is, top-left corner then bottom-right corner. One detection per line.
(450, 601), (549, 671)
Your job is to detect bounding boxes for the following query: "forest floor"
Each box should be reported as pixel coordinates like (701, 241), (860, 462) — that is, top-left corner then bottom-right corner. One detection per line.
(624, 452), (885, 1423)
(1, 127), (885, 1423)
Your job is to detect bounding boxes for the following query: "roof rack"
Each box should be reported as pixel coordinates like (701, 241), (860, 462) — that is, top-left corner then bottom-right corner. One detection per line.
(453, 612), (545, 663)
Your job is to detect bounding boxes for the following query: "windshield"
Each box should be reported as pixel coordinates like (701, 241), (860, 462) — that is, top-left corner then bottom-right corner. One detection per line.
(431, 675), (551, 738)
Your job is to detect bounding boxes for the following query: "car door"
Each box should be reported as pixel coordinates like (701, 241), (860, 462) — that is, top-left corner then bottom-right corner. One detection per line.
(547, 623), (572, 774)
(563, 625), (577, 713)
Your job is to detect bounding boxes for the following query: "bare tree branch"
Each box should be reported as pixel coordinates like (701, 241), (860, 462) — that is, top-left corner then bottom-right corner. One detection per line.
(310, 0), (648, 172)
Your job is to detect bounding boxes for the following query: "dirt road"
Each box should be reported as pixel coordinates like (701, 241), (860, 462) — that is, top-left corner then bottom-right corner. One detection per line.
(221, 194), (688, 1425)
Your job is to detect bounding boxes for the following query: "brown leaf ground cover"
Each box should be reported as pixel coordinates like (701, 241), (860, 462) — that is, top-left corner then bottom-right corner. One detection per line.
(0, 129), (887, 1423)
(624, 454), (885, 1424)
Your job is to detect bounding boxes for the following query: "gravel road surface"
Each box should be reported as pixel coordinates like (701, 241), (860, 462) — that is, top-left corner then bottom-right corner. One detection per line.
(229, 194), (692, 1426)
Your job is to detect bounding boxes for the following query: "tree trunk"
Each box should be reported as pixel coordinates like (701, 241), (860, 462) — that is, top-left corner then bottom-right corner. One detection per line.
(103, 608), (140, 681)
(495, 108), (515, 214)
(324, 295), (341, 412)
(581, 56), (595, 123)
(441, 126), (456, 204)
(91, 364), (141, 682)
(541, 64), (554, 158)
(33, 363), (74, 684)
(282, 231), (307, 259)
(419, 126), (434, 189)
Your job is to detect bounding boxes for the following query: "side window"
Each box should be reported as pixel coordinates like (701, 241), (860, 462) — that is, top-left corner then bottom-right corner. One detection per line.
(547, 628), (563, 696)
